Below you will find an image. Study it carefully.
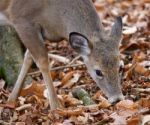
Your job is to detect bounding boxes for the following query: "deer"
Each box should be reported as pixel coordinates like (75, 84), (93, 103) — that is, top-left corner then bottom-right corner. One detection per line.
(0, 0), (124, 109)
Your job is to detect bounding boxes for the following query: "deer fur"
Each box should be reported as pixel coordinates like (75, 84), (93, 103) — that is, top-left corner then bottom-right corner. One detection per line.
(0, 0), (124, 109)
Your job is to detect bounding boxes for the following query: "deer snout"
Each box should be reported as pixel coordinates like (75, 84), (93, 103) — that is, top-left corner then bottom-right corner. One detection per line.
(108, 94), (124, 105)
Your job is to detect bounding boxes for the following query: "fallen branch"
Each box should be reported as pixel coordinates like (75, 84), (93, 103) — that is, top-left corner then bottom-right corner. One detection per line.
(27, 63), (85, 76)
(133, 88), (150, 93)
(15, 104), (32, 111)
(48, 53), (70, 64)
(52, 108), (83, 117)
(68, 55), (81, 65)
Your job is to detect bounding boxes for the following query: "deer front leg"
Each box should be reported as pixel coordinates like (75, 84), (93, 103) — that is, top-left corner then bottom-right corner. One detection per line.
(12, 19), (59, 109)
(8, 50), (33, 102)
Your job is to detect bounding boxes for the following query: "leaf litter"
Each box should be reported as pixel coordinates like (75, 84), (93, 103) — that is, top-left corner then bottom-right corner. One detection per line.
(0, 0), (150, 124)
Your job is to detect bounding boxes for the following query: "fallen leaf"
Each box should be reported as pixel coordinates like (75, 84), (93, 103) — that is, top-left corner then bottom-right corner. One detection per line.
(62, 72), (81, 88)
(116, 100), (138, 110)
(20, 81), (46, 98)
(134, 64), (149, 75)
(61, 71), (75, 85)
(123, 26), (137, 35)
(53, 108), (83, 117)
(139, 98), (150, 108)
(110, 112), (126, 125)
(98, 95), (111, 108)
(61, 95), (82, 106)
(0, 102), (16, 109)
(127, 115), (140, 125)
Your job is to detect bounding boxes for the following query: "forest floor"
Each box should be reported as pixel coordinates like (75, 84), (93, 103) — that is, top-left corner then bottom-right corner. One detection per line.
(0, 0), (150, 125)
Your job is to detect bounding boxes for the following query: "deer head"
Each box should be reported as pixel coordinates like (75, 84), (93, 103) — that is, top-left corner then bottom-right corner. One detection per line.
(69, 17), (124, 104)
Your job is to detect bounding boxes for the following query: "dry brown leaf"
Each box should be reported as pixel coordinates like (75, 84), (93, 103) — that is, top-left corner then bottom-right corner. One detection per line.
(0, 102), (16, 109)
(94, 2), (105, 11)
(20, 81), (46, 98)
(143, 0), (150, 3)
(125, 63), (149, 80)
(123, 26), (137, 35)
(139, 98), (150, 108)
(121, 1), (131, 9)
(61, 71), (75, 85)
(27, 95), (43, 105)
(116, 100), (138, 110)
(98, 95), (111, 108)
(51, 122), (63, 125)
(120, 42), (139, 53)
(133, 51), (147, 62)
(92, 91), (110, 108)
(62, 72), (81, 89)
(53, 108), (83, 117)
(134, 64), (149, 75)
(127, 115), (141, 125)
(50, 71), (59, 80)
(61, 95), (82, 106)
(110, 112), (127, 125)
(110, 108), (139, 125)
(77, 113), (93, 124)
(107, 0), (115, 4)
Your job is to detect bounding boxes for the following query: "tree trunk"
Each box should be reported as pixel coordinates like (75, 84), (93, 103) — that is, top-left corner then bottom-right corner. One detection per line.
(0, 25), (23, 86)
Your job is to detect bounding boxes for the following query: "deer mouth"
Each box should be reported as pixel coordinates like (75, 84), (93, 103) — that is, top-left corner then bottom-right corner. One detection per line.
(108, 94), (124, 105)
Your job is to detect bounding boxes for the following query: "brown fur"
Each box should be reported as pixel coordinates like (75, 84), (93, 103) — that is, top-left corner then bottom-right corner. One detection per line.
(0, 0), (124, 109)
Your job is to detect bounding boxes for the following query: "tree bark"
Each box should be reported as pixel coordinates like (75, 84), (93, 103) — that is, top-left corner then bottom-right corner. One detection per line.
(0, 25), (23, 86)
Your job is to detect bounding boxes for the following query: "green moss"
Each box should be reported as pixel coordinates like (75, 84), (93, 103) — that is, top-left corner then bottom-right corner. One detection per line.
(0, 26), (23, 86)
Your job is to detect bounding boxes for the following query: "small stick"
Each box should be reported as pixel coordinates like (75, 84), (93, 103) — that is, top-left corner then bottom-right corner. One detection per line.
(15, 104), (32, 111)
(27, 63), (85, 76)
(48, 53), (70, 64)
(133, 88), (150, 93)
(51, 63), (84, 71)
(68, 55), (81, 65)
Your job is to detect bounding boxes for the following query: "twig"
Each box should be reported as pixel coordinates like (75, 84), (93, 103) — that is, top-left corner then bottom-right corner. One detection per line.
(27, 63), (85, 76)
(48, 53), (70, 64)
(15, 104), (32, 111)
(51, 63), (84, 71)
(68, 55), (81, 65)
(133, 88), (150, 93)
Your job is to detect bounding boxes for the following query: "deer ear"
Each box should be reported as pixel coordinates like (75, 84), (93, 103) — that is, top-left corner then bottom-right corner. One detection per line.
(69, 32), (92, 55)
(110, 17), (123, 42)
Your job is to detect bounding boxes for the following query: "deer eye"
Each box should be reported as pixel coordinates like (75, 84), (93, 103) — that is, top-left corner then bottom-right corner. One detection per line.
(95, 70), (103, 77)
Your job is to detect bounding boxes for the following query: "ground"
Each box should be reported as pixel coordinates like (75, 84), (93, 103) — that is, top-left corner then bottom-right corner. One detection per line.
(0, 0), (150, 125)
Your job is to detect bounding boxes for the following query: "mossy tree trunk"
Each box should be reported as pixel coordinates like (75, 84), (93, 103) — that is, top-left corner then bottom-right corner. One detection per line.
(0, 25), (23, 86)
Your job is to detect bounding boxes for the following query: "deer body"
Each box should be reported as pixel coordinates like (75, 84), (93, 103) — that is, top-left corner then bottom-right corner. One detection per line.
(0, 0), (124, 109)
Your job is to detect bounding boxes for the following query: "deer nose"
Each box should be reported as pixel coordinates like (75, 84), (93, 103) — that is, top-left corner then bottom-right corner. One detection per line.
(108, 95), (124, 105)
(111, 98), (121, 105)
